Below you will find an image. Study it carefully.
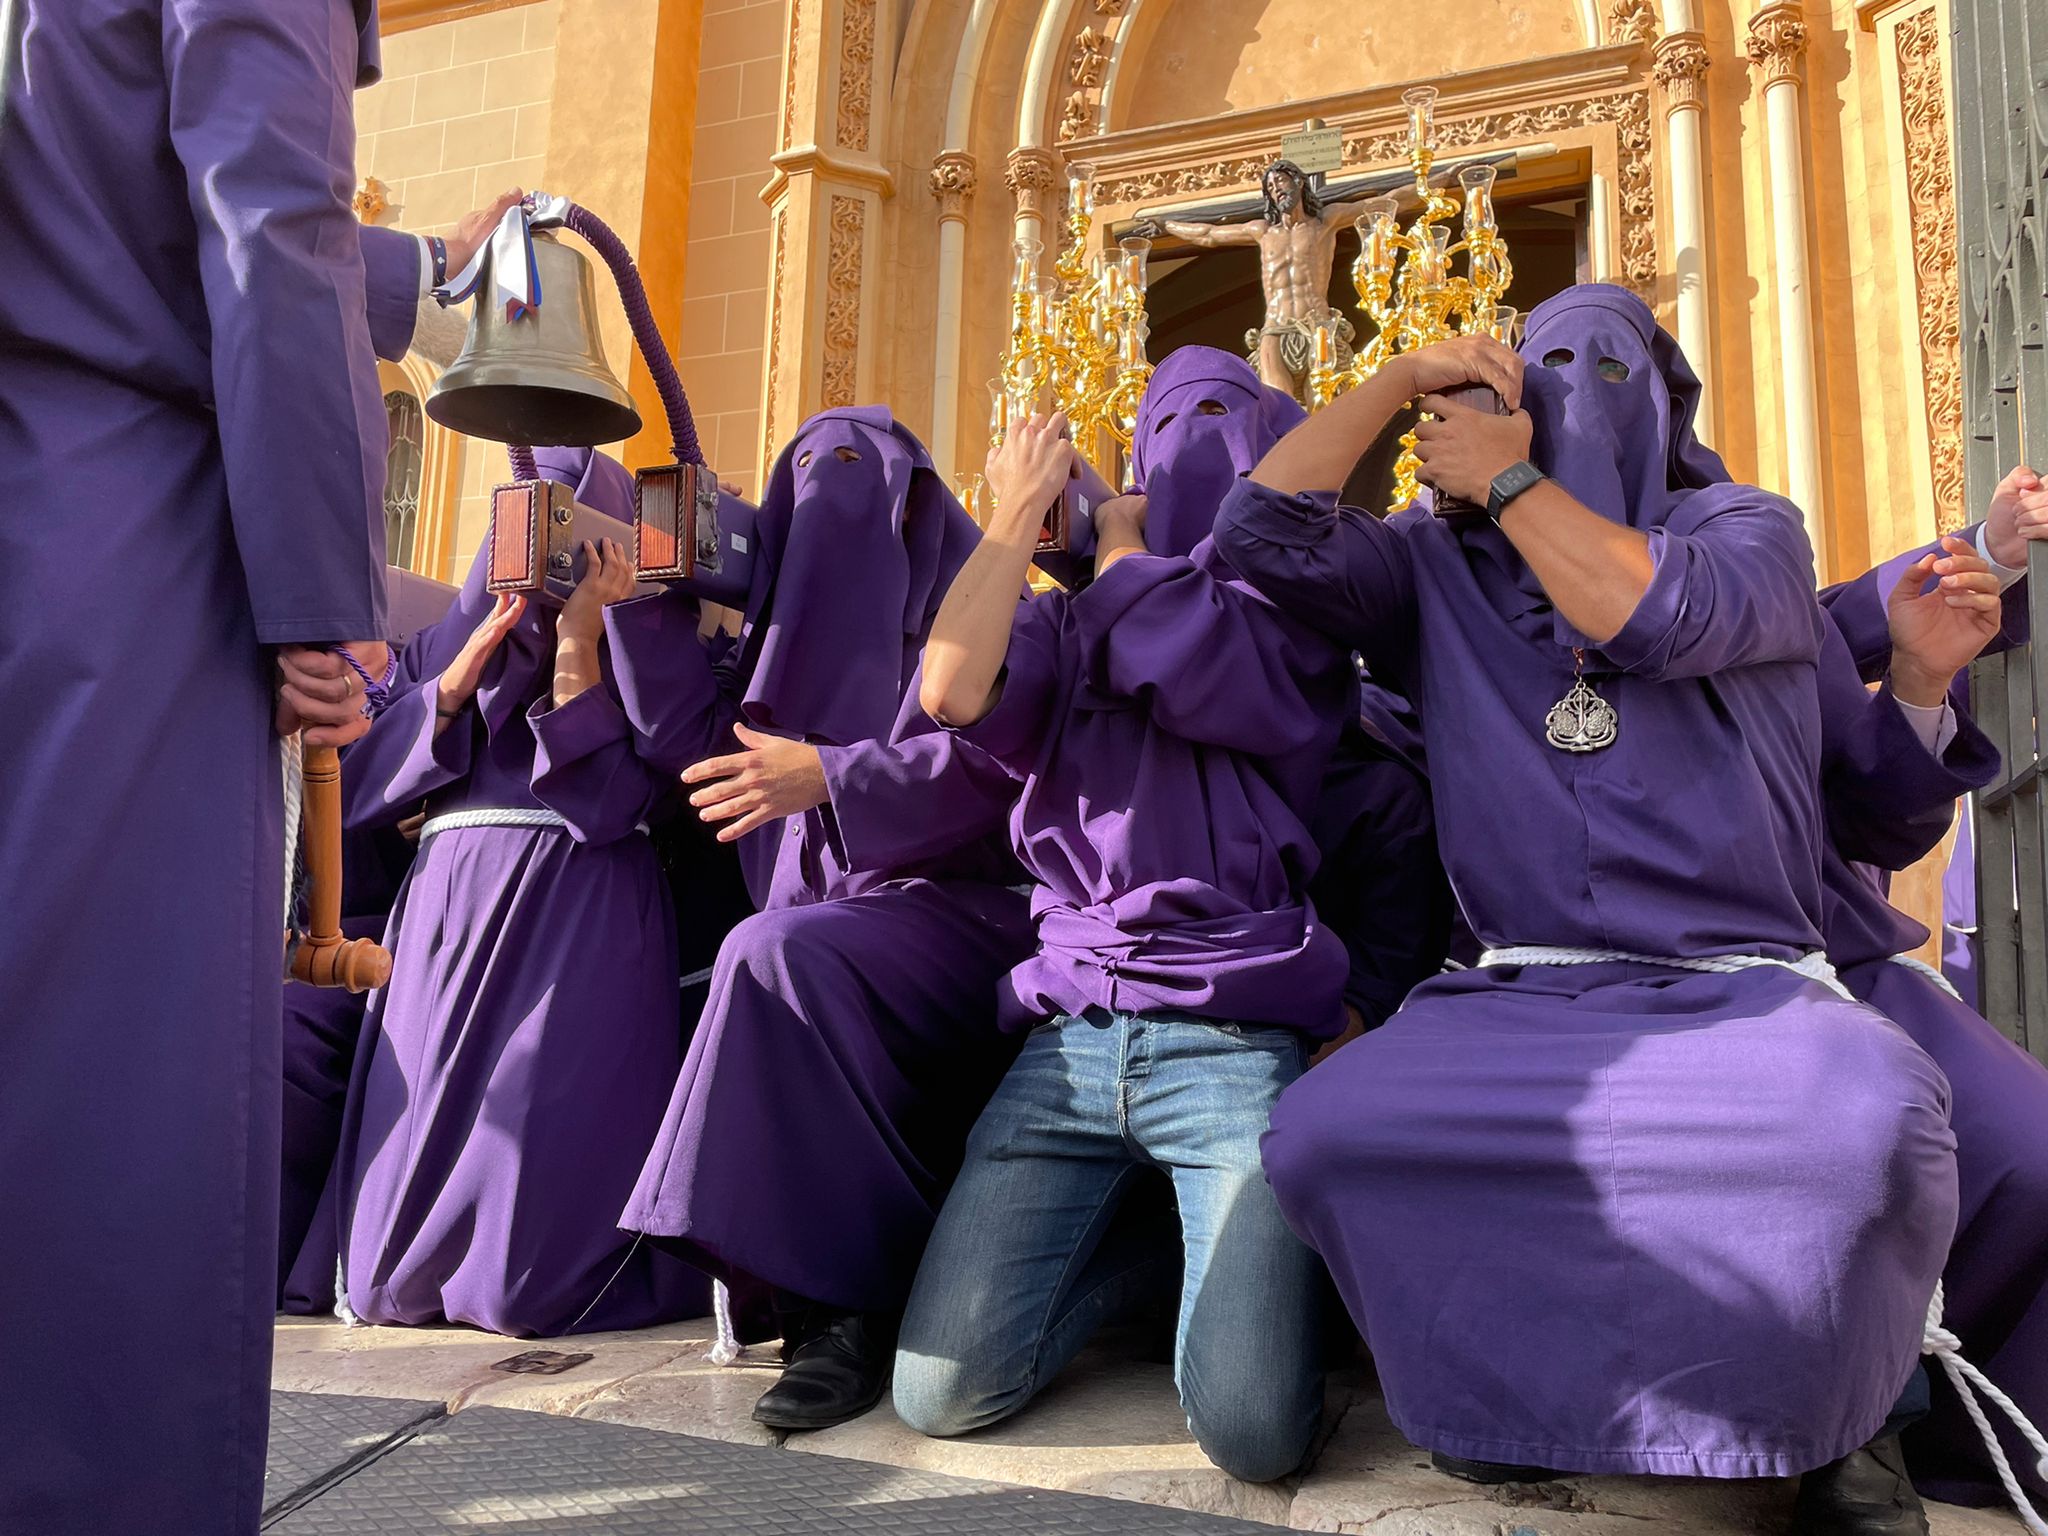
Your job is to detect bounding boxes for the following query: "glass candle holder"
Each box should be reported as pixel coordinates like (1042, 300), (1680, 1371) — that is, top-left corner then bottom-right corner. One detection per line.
(1356, 196), (1400, 274)
(1403, 86), (1439, 158)
(1067, 162), (1097, 219)
(1012, 237), (1043, 292)
(1118, 234), (1152, 290)
(1459, 162), (1498, 237)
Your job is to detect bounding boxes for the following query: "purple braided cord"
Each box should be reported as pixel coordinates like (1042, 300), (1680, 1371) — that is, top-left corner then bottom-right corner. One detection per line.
(507, 443), (539, 482)
(564, 203), (704, 467)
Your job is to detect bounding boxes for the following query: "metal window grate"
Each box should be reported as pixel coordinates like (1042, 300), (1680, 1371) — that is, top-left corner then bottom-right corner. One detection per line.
(1956, 0), (2048, 1062)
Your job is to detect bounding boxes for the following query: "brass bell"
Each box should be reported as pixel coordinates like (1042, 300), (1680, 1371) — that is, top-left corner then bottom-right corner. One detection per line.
(427, 229), (643, 447)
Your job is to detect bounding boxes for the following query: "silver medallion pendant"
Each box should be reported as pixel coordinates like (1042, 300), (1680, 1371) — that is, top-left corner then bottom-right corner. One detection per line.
(1545, 658), (1619, 753)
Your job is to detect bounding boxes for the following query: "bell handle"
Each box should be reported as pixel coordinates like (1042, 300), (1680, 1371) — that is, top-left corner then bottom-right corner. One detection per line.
(562, 203), (704, 469)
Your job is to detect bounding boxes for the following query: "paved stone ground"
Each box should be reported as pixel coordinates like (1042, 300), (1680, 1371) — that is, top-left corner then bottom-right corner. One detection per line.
(273, 1316), (2024, 1533)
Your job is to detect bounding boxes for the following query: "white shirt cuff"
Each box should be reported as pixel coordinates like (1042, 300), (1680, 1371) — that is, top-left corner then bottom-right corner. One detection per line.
(1896, 693), (1958, 756)
(414, 234), (434, 297)
(1973, 521), (2028, 591)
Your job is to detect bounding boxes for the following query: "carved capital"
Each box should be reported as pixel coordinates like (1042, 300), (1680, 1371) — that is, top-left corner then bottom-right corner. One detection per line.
(1746, 4), (1809, 86)
(1094, 0), (1127, 12)
(1652, 32), (1712, 107)
(1005, 147), (1061, 220)
(929, 151), (979, 222)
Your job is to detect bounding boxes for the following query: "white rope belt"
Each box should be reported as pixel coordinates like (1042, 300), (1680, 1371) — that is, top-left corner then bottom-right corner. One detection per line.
(1478, 944), (1853, 1001)
(1889, 952), (1964, 1002)
(1924, 1282), (2048, 1534)
(280, 735), (305, 932)
(420, 808), (649, 840)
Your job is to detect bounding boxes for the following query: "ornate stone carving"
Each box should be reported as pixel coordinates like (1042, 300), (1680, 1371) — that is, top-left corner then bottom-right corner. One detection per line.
(1070, 26), (1110, 88)
(822, 197), (866, 408)
(1059, 93), (1095, 143)
(763, 212), (788, 484)
(353, 176), (391, 225)
(1897, 6), (1965, 530)
(1652, 32), (1711, 108)
(1746, 4), (1809, 87)
(836, 0), (877, 152)
(780, 0), (803, 149)
(1095, 90), (1661, 297)
(1609, 0), (1657, 45)
(1006, 147), (1061, 219)
(929, 151), (978, 222)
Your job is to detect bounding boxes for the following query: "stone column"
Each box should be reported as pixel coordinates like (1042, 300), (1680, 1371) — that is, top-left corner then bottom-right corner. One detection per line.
(757, 0), (892, 474)
(545, 0), (706, 469)
(1006, 146), (1060, 245)
(1653, 30), (1715, 442)
(929, 152), (979, 479)
(1747, 0), (1827, 560)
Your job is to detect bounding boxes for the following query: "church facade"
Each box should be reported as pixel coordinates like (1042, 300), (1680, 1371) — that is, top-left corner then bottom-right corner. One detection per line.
(354, 0), (1979, 951)
(362, 0), (1966, 584)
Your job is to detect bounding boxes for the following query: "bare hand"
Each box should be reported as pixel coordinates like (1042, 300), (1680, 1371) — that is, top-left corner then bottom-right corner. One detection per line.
(1983, 464), (2048, 569)
(557, 539), (636, 642)
(398, 811), (427, 843)
(445, 188), (524, 277)
(681, 724), (829, 843)
(1887, 535), (2004, 707)
(436, 592), (526, 715)
(718, 479), (745, 498)
(1396, 336), (1524, 411)
(1412, 393), (1536, 508)
(985, 412), (1077, 540)
(277, 645), (375, 748)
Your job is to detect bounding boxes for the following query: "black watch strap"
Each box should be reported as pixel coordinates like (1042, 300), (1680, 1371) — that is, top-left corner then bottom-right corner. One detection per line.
(1487, 460), (1545, 520)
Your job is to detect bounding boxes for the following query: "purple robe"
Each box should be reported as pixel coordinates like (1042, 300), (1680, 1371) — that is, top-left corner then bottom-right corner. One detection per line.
(1817, 608), (2048, 1510)
(275, 221), (429, 1312)
(1127, 347), (1446, 1024)
(0, 3), (388, 1530)
(949, 547), (1355, 1033)
(1819, 525), (2030, 1012)
(624, 412), (1035, 1324)
(333, 447), (709, 1335)
(1225, 285), (1958, 1477)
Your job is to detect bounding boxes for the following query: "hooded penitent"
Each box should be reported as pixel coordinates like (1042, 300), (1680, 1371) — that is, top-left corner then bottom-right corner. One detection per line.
(1128, 345), (1305, 559)
(1222, 283), (1957, 1481)
(332, 447), (712, 1339)
(623, 409), (1035, 1331)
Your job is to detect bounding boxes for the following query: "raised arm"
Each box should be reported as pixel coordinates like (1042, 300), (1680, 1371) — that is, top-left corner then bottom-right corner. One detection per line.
(922, 412), (1078, 727)
(1160, 217), (1265, 250)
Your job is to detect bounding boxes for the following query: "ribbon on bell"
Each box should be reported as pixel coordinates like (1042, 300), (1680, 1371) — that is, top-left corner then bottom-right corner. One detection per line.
(434, 192), (573, 321)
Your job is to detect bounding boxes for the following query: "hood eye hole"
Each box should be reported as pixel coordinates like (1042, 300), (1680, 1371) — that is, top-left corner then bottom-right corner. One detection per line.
(797, 450), (814, 469)
(1596, 357), (1631, 383)
(1153, 411), (1178, 433)
(1541, 347), (1575, 368)
(833, 445), (863, 463)
(1196, 399), (1229, 416)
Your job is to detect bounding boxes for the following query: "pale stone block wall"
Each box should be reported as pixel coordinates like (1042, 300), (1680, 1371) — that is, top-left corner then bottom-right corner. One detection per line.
(675, 0), (785, 498)
(355, 1), (560, 237)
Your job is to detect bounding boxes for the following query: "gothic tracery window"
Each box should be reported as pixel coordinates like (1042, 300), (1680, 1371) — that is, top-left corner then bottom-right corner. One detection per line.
(383, 390), (424, 572)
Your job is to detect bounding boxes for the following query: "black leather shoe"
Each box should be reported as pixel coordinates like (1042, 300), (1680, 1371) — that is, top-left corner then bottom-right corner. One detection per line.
(1791, 1434), (1930, 1535)
(1431, 1450), (1559, 1484)
(752, 1310), (896, 1431)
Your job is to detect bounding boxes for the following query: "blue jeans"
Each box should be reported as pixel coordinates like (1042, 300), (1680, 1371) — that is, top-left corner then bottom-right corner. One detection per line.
(894, 1009), (1324, 1483)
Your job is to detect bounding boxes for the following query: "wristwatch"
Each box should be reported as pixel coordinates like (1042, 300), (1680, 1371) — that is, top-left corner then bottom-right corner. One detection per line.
(1487, 460), (1545, 521)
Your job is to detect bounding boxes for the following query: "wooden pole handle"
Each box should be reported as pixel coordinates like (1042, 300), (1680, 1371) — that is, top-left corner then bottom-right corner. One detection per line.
(288, 742), (393, 992)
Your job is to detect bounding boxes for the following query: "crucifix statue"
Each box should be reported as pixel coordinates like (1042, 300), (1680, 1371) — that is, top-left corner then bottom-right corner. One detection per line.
(1139, 159), (1374, 404)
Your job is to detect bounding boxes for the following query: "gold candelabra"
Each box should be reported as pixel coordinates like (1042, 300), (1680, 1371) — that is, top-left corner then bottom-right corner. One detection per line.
(1308, 85), (1518, 509)
(978, 162), (1153, 508)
